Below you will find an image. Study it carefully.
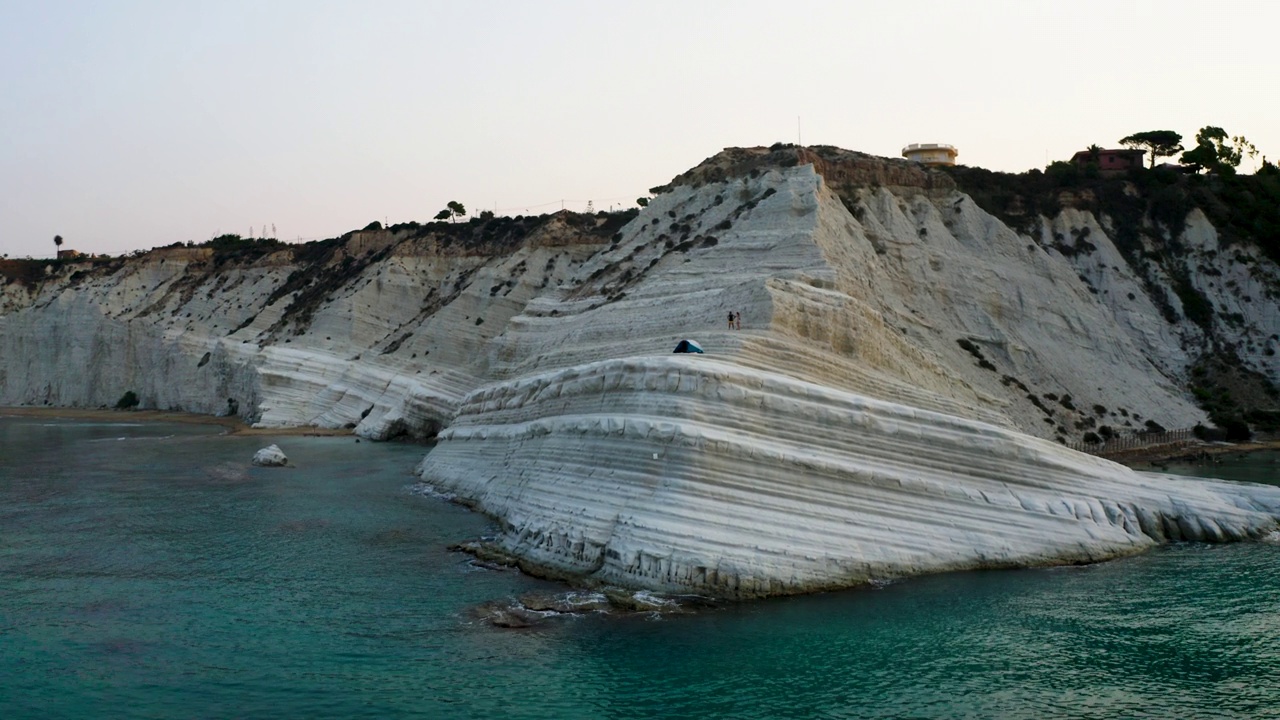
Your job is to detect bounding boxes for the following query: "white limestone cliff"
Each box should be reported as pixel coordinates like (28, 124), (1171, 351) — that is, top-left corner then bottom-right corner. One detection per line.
(4, 145), (1280, 597)
(423, 356), (1280, 597)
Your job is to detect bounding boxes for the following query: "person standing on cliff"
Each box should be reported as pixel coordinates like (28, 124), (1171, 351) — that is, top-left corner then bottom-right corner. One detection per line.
(734, 311), (741, 330)
(728, 311), (735, 330)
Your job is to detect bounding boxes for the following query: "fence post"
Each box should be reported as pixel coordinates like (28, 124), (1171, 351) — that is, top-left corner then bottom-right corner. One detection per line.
(1072, 427), (1198, 458)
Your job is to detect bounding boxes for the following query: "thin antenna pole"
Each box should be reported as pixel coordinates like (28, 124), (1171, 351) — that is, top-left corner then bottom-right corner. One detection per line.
(797, 116), (802, 146)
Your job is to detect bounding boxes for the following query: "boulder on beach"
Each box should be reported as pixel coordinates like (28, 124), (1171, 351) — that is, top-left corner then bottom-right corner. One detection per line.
(252, 444), (287, 467)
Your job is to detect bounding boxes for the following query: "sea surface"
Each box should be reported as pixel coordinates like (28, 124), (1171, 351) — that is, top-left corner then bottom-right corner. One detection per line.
(2, 416), (1279, 719)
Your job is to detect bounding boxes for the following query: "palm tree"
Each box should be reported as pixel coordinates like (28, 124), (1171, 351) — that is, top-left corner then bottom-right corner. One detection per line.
(53, 235), (63, 255)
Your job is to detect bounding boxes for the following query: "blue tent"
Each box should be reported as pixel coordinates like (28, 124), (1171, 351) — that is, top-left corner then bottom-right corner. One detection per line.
(673, 339), (704, 354)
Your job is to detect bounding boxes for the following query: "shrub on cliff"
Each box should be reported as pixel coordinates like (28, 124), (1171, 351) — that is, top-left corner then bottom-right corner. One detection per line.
(1169, 267), (1214, 328)
(0, 259), (52, 288)
(1211, 414), (1252, 442)
(198, 234), (284, 266)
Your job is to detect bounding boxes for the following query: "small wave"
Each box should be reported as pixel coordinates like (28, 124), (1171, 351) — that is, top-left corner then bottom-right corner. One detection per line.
(465, 558), (515, 573)
(39, 417), (145, 422)
(83, 434), (177, 443)
(631, 590), (680, 609)
(406, 483), (456, 502)
(561, 591), (610, 608)
(469, 599), (562, 629)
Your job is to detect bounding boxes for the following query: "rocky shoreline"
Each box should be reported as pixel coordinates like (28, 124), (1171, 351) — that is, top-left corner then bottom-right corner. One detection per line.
(1108, 439), (1280, 468)
(0, 406), (353, 437)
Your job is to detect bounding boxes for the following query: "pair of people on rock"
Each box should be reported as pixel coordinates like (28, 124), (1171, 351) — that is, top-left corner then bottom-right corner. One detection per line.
(727, 311), (741, 330)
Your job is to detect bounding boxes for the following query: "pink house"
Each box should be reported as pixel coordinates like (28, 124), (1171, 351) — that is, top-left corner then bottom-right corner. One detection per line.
(1071, 148), (1145, 174)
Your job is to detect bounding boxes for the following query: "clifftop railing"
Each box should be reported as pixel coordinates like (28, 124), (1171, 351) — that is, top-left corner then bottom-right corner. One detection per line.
(1068, 428), (1196, 457)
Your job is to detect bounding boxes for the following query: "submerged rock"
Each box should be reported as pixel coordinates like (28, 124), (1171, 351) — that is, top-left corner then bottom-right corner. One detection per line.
(251, 444), (288, 467)
(470, 601), (550, 629)
(518, 590), (611, 614)
(471, 588), (707, 628)
(603, 587), (678, 612)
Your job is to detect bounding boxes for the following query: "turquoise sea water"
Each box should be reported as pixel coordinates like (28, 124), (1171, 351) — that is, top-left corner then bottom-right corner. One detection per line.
(2, 416), (1279, 719)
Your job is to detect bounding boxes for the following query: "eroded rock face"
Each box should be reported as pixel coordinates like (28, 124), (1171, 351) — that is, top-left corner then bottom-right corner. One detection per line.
(419, 356), (1280, 598)
(0, 215), (619, 438)
(6, 146), (1280, 597)
(252, 444), (288, 467)
(416, 157), (1280, 597)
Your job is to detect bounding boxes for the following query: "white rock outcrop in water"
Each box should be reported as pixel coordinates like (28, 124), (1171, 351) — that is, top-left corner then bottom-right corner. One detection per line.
(5, 146), (1280, 596)
(421, 356), (1280, 597)
(252, 444), (288, 467)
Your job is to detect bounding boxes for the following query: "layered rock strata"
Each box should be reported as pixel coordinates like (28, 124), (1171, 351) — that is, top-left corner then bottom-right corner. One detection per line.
(423, 356), (1280, 597)
(5, 145), (1280, 597)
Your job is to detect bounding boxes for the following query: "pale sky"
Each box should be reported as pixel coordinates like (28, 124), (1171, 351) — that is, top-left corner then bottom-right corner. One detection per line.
(2, 0), (1277, 259)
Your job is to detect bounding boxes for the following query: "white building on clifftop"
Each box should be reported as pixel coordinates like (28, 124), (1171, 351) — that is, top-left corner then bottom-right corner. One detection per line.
(902, 143), (958, 166)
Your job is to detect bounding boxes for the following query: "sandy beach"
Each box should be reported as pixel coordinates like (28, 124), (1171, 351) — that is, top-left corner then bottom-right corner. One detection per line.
(0, 406), (354, 437)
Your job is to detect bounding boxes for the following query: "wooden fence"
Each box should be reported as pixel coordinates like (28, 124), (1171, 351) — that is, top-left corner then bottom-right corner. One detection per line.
(1067, 427), (1196, 457)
